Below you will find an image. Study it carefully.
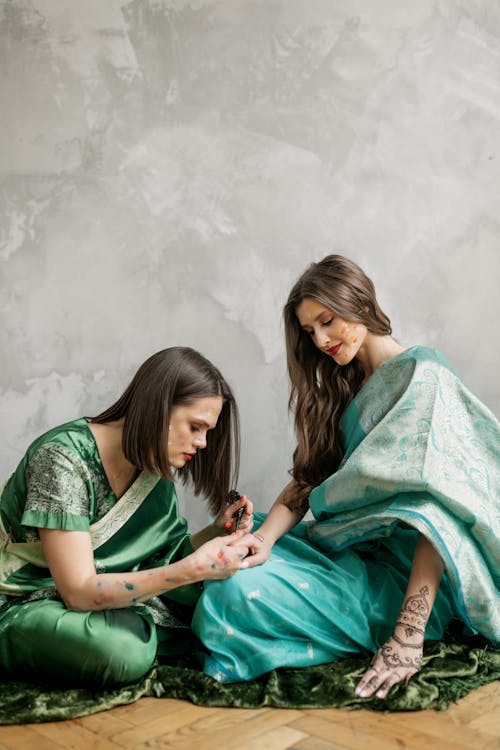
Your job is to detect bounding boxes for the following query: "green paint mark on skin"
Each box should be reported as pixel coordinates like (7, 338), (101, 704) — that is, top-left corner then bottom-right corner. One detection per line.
(125, 583), (135, 590)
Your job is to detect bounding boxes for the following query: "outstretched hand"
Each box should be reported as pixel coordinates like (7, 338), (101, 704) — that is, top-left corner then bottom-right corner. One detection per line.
(355, 623), (423, 699)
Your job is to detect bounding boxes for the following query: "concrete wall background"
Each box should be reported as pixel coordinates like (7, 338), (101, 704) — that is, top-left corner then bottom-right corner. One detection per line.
(1, 0), (499, 529)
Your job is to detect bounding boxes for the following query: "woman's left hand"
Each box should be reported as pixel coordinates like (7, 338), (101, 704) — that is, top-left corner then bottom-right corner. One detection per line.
(354, 624), (423, 699)
(214, 495), (254, 535)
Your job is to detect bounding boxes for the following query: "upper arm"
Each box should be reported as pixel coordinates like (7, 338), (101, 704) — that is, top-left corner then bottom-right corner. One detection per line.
(39, 528), (97, 609)
(22, 443), (97, 608)
(23, 443), (91, 531)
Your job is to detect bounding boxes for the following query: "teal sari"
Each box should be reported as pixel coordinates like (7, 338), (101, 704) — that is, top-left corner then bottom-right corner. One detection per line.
(0, 419), (201, 686)
(194, 347), (499, 683)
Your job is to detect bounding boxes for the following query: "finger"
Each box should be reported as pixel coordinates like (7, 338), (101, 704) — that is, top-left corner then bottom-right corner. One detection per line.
(225, 531), (247, 546)
(228, 530), (245, 538)
(375, 671), (404, 699)
(238, 514), (254, 527)
(355, 666), (390, 697)
(355, 673), (381, 697)
(243, 498), (254, 515)
(233, 532), (255, 545)
(404, 669), (419, 687)
(230, 495), (247, 512)
(240, 551), (267, 568)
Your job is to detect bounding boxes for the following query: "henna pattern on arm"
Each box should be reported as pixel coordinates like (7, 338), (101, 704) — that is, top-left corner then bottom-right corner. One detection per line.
(378, 585), (430, 673)
(404, 585), (430, 617)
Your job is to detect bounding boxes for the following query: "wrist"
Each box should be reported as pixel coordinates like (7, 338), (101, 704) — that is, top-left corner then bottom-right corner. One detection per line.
(252, 531), (274, 548)
(395, 615), (426, 642)
(171, 555), (200, 586)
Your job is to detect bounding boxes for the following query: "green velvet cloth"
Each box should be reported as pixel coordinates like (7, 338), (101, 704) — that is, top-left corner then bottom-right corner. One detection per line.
(0, 627), (497, 724)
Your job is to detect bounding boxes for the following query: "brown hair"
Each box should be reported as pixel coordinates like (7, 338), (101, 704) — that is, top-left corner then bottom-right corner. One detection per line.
(91, 347), (239, 514)
(284, 255), (391, 506)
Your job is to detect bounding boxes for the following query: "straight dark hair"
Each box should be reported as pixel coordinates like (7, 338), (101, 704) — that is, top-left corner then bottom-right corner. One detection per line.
(91, 347), (240, 515)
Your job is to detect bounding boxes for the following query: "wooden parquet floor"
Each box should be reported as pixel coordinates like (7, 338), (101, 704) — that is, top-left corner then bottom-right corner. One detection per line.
(0, 681), (498, 750)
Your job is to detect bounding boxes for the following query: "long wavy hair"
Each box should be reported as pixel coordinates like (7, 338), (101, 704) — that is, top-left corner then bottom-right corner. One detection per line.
(284, 255), (391, 494)
(91, 347), (239, 515)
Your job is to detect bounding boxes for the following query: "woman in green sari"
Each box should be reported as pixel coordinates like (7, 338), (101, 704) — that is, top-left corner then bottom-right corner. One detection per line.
(194, 255), (499, 698)
(0, 347), (252, 688)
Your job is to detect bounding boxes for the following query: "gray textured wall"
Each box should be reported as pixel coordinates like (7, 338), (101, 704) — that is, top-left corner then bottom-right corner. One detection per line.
(1, 0), (499, 528)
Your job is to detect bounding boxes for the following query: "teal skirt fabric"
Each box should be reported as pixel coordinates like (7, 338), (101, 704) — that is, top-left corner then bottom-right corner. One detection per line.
(193, 348), (499, 683)
(193, 521), (455, 682)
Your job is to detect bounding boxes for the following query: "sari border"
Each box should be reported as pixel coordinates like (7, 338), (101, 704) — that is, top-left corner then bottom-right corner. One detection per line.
(0, 472), (161, 582)
(90, 472), (160, 549)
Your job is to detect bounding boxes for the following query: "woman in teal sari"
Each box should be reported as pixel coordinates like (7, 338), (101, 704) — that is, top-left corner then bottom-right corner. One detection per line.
(0, 347), (252, 687)
(193, 255), (499, 699)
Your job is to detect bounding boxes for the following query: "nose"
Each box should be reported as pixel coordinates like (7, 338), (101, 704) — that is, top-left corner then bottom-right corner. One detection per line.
(193, 433), (207, 449)
(315, 329), (330, 350)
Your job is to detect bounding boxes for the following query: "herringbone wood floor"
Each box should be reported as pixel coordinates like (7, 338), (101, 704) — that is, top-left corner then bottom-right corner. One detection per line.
(0, 681), (498, 749)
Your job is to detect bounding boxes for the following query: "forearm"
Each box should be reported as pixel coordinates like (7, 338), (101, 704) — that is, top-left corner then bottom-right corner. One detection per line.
(355, 533), (444, 697)
(42, 526), (248, 612)
(396, 533), (444, 635)
(63, 556), (201, 612)
(256, 481), (307, 545)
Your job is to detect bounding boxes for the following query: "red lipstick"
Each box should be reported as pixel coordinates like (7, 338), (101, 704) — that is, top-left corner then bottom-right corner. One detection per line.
(183, 453), (194, 461)
(328, 343), (342, 356)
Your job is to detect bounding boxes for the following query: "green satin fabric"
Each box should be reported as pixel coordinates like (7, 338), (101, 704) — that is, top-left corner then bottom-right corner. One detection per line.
(0, 419), (202, 685)
(1, 418), (199, 607)
(0, 625), (498, 724)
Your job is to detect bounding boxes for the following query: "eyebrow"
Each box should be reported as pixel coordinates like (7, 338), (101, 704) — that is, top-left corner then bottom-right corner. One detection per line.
(192, 419), (213, 429)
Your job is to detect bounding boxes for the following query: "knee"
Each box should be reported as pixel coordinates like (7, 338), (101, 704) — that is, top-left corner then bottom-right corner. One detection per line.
(200, 569), (262, 616)
(89, 609), (157, 686)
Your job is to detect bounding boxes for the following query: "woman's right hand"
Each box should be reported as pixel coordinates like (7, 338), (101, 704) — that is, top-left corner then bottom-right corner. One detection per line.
(191, 532), (250, 581)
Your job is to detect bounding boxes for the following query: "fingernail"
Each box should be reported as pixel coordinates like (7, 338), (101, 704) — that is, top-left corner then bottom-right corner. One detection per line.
(240, 561), (249, 569)
(224, 522), (232, 529)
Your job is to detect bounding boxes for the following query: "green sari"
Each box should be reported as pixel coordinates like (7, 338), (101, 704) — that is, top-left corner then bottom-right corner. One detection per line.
(194, 347), (499, 682)
(0, 419), (201, 687)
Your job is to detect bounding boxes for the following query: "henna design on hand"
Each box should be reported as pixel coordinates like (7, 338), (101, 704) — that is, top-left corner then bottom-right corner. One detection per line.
(380, 640), (423, 672)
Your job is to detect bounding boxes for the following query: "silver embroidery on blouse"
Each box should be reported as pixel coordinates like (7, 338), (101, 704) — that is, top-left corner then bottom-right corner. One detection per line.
(25, 444), (91, 517)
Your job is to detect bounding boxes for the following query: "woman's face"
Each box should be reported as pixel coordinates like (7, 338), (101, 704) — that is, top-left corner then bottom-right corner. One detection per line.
(295, 297), (367, 366)
(167, 395), (223, 468)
